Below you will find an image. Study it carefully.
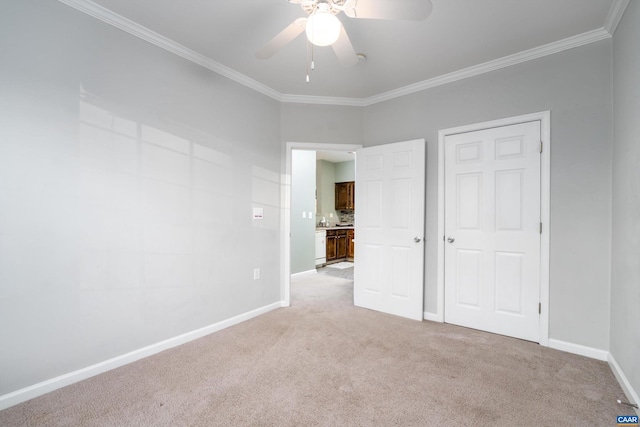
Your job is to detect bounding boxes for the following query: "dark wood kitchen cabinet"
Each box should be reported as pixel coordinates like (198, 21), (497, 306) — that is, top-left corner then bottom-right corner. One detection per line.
(347, 229), (355, 259)
(336, 232), (348, 259)
(326, 229), (350, 262)
(326, 232), (337, 261)
(335, 181), (355, 210)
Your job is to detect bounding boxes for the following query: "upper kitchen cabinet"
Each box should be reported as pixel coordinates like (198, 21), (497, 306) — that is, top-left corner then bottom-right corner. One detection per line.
(335, 181), (355, 210)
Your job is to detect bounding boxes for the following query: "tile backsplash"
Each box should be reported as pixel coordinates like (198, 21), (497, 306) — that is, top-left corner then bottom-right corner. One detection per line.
(338, 211), (354, 223)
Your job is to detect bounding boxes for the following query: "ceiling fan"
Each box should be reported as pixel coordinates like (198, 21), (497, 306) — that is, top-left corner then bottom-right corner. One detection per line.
(256, 0), (433, 69)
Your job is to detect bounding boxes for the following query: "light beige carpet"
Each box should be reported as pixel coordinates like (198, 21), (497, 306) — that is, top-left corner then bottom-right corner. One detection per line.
(0, 274), (632, 426)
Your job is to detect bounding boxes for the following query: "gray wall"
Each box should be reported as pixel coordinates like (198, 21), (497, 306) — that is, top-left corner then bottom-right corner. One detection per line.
(316, 160), (355, 223)
(291, 151), (317, 274)
(335, 160), (356, 182)
(362, 40), (613, 351)
(0, 0), (281, 395)
(281, 104), (363, 144)
(611, 0), (640, 402)
(317, 160), (338, 222)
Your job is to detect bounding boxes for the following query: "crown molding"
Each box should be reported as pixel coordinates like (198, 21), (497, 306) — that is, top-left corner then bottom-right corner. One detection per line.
(280, 94), (366, 107)
(56, 0), (282, 102)
(604, 0), (630, 35)
(57, 0), (616, 108)
(359, 27), (611, 106)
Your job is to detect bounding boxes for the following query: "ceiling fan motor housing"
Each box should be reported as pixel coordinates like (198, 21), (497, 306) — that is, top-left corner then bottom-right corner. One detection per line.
(293, 0), (357, 16)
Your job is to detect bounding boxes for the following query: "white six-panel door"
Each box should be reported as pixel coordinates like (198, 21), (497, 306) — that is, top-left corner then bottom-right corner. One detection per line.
(354, 139), (425, 321)
(444, 121), (541, 342)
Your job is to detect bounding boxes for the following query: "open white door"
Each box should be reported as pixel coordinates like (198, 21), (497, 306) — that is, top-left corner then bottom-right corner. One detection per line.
(354, 139), (426, 321)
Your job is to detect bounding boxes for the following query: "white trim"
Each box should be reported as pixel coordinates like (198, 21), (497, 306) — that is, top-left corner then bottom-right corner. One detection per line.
(548, 339), (608, 361)
(56, 0), (281, 101)
(280, 94), (366, 107)
(539, 113), (551, 347)
(608, 353), (640, 415)
(604, 0), (630, 35)
(437, 111), (551, 345)
(361, 30), (610, 107)
(436, 135), (446, 323)
(57, 0), (613, 108)
(423, 312), (440, 322)
(0, 301), (285, 411)
(291, 269), (317, 278)
(283, 143), (363, 306)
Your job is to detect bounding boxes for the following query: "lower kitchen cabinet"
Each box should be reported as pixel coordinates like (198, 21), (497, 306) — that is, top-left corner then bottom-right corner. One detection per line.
(336, 232), (348, 259)
(326, 233), (337, 261)
(326, 229), (354, 262)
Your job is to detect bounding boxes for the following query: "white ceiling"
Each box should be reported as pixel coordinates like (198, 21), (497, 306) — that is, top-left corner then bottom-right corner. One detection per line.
(317, 150), (356, 163)
(71, 0), (621, 102)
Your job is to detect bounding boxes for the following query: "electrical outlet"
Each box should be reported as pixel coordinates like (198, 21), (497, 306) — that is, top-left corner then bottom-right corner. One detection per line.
(253, 268), (260, 280)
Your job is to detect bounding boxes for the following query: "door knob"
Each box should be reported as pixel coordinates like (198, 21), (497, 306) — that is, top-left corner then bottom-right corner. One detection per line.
(414, 237), (422, 243)
(447, 237), (455, 243)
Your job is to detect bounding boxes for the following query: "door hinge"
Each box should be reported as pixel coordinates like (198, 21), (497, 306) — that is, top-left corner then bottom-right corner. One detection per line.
(540, 222), (542, 234)
(540, 141), (543, 153)
(539, 303), (541, 314)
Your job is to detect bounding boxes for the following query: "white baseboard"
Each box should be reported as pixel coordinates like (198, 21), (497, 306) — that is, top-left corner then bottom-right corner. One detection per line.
(548, 339), (640, 415)
(0, 301), (284, 411)
(291, 269), (317, 278)
(423, 312), (442, 322)
(608, 353), (640, 415)
(548, 338), (608, 361)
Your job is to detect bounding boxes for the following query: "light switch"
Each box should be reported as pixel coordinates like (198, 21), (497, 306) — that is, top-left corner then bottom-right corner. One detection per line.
(308, 212), (313, 219)
(302, 212), (307, 219)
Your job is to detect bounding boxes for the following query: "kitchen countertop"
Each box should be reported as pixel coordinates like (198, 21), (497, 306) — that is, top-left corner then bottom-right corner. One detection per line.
(316, 226), (354, 231)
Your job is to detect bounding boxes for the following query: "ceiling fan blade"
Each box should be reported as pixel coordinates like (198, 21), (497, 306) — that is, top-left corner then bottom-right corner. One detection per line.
(345, 0), (433, 21)
(256, 18), (306, 59)
(331, 26), (359, 67)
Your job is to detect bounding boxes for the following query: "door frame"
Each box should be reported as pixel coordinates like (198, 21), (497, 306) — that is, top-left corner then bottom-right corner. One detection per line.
(282, 142), (362, 307)
(436, 111), (551, 346)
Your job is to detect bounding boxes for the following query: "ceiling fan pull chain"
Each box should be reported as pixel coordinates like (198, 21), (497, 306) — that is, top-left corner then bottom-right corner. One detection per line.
(311, 43), (315, 70)
(306, 38), (311, 83)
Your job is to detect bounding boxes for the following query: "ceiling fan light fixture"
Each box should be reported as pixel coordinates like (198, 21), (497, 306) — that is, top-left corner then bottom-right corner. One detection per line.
(305, 5), (341, 46)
